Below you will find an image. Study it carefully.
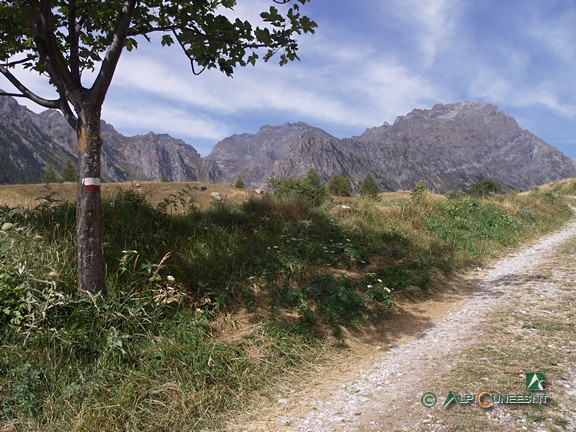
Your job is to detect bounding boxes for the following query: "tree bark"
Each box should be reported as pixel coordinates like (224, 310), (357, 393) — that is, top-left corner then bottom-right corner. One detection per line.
(76, 106), (105, 294)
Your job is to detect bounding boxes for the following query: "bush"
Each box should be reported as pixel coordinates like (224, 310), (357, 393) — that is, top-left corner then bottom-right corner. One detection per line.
(467, 179), (503, 197)
(327, 174), (352, 196)
(234, 176), (245, 189)
(411, 180), (429, 200)
(269, 168), (330, 206)
(42, 166), (57, 184)
(359, 172), (380, 197)
(61, 160), (77, 182)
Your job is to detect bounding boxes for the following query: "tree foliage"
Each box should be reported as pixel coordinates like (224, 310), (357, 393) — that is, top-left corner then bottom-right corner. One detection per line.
(234, 176), (245, 189)
(270, 168), (330, 205)
(61, 159), (77, 182)
(43, 166), (58, 184)
(327, 174), (352, 196)
(411, 179), (428, 200)
(359, 173), (380, 198)
(467, 179), (503, 197)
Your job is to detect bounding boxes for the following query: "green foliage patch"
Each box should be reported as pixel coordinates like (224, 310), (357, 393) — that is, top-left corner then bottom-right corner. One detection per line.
(467, 178), (504, 196)
(269, 168), (330, 206)
(327, 174), (352, 196)
(359, 172), (380, 197)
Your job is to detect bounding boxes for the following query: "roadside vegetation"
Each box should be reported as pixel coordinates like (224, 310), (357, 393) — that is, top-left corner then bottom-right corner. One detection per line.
(0, 179), (573, 431)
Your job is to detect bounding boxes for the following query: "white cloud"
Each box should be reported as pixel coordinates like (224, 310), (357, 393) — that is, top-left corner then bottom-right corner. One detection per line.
(514, 85), (576, 117)
(112, 48), (368, 128)
(0, 68), (60, 113)
(102, 102), (231, 141)
(112, 53), (236, 113)
(387, 0), (461, 66)
(469, 69), (512, 104)
(524, 2), (576, 63)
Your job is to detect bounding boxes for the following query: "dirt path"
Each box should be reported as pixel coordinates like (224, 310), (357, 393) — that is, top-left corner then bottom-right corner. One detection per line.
(224, 217), (576, 432)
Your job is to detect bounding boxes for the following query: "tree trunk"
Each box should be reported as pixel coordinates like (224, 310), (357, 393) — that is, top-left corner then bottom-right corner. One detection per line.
(76, 107), (106, 294)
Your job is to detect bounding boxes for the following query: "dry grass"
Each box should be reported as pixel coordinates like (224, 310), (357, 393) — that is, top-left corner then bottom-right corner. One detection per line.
(0, 181), (255, 210)
(0, 182), (453, 211)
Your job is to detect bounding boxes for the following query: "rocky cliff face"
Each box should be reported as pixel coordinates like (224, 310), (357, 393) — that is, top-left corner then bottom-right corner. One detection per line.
(206, 122), (327, 188)
(209, 101), (575, 192)
(0, 96), (76, 183)
(352, 101), (575, 191)
(0, 94), (220, 184)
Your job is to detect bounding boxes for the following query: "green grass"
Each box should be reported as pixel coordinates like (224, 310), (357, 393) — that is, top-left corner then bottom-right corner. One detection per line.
(0, 184), (574, 430)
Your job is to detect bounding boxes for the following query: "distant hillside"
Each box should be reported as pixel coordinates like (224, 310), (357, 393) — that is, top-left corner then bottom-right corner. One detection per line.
(208, 102), (576, 192)
(1, 95), (574, 191)
(0, 94), (221, 184)
(205, 122), (331, 188)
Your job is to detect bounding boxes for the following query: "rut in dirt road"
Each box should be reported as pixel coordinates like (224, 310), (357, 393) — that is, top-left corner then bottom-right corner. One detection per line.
(226, 218), (576, 432)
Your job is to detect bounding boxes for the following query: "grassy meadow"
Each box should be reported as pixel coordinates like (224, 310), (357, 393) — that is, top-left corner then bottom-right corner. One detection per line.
(1, 178), (575, 431)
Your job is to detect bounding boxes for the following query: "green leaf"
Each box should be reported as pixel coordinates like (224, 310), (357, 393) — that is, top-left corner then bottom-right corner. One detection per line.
(160, 34), (174, 46)
(124, 38), (138, 52)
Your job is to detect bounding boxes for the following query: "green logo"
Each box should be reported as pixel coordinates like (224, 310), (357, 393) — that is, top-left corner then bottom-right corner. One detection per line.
(526, 373), (544, 391)
(443, 391), (456, 408)
(421, 392), (437, 408)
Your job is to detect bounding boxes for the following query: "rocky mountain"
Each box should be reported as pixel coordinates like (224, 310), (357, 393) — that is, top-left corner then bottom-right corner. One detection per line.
(1, 96), (574, 192)
(205, 122), (330, 188)
(0, 94), (221, 184)
(209, 101), (575, 192)
(0, 96), (73, 184)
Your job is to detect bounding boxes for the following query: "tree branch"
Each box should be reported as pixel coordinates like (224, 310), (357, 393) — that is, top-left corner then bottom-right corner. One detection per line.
(171, 29), (207, 76)
(58, 98), (79, 129)
(127, 25), (177, 36)
(39, 0), (81, 99)
(68, 0), (81, 82)
(90, 0), (137, 105)
(0, 63), (78, 128)
(0, 64), (61, 109)
(2, 57), (32, 67)
(31, 16), (79, 114)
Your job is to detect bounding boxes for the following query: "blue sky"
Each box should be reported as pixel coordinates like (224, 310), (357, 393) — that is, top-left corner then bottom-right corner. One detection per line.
(3, 0), (576, 157)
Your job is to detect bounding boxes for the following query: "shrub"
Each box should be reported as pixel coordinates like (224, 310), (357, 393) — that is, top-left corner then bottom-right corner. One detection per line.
(411, 180), (429, 200)
(269, 168), (330, 206)
(60, 160), (77, 182)
(467, 179), (503, 197)
(234, 176), (245, 189)
(359, 172), (380, 197)
(327, 174), (352, 196)
(42, 166), (58, 184)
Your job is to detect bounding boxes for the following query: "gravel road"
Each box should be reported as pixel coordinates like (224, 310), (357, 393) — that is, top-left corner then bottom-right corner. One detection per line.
(226, 217), (576, 432)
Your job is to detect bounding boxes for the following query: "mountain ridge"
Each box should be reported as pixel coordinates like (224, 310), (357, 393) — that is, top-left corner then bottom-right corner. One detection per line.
(0, 93), (221, 184)
(209, 101), (575, 192)
(0, 95), (574, 191)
